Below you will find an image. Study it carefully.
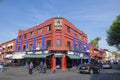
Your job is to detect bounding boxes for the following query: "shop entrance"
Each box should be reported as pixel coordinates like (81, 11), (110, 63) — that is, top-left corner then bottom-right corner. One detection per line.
(56, 57), (62, 69)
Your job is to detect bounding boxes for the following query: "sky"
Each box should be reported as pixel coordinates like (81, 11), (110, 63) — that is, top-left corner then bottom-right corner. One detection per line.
(0, 0), (120, 52)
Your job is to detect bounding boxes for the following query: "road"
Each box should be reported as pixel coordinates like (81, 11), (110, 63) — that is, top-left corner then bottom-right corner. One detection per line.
(0, 63), (120, 80)
(90, 63), (120, 80)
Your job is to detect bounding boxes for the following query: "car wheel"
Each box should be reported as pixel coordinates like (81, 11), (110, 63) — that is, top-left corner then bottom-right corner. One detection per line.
(97, 69), (100, 74)
(90, 69), (93, 74)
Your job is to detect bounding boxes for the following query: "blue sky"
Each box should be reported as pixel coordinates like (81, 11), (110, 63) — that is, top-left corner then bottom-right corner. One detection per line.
(0, 0), (120, 52)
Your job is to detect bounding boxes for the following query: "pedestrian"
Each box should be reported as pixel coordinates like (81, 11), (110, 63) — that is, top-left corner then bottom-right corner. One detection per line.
(43, 62), (47, 73)
(39, 61), (43, 73)
(28, 61), (33, 74)
(0, 62), (3, 72)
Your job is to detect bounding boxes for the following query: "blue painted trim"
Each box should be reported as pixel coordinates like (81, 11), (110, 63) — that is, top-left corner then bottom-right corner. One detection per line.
(78, 39), (81, 54)
(15, 37), (18, 52)
(26, 39), (29, 54)
(32, 36), (36, 54)
(42, 34), (45, 54)
(82, 41), (84, 53)
(73, 36), (76, 55)
(74, 59), (76, 67)
(20, 35), (23, 52)
(86, 43), (90, 63)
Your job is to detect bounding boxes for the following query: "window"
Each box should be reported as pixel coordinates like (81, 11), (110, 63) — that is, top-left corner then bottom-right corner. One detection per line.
(10, 46), (12, 49)
(79, 33), (82, 39)
(80, 42), (82, 51)
(8, 47), (10, 49)
(67, 26), (70, 33)
(67, 41), (71, 49)
(47, 25), (51, 31)
(38, 29), (42, 34)
(46, 40), (51, 49)
(74, 31), (77, 37)
(2, 48), (5, 51)
(56, 39), (61, 46)
(29, 44), (33, 51)
(18, 46), (20, 52)
(23, 45), (26, 51)
(37, 42), (41, 49)
(30, 31), (34, 36)
(19, 36), (21, 40)
(23, 34), (27, 39)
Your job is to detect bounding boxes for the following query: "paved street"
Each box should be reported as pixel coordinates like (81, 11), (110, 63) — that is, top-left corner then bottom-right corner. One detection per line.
(0, 66), (90, 80)
(90, 63), (120, 80)
(0, 63), (120, 80)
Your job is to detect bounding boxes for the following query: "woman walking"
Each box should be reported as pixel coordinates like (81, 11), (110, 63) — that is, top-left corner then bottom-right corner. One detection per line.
(28, 61), (33, 74)
(43, 62), (47, 73)
(39, 62), (43, 73)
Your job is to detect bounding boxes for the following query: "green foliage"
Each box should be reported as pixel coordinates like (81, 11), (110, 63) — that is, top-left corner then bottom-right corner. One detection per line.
(112, 51), (119, 58)
(106, 15), (120, 50)
(90, 39), (98, 47)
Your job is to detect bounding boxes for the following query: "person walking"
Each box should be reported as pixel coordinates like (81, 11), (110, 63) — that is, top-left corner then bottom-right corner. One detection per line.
(43, 62), (47, 73)
(0, 62), (3, 72)
(39, 61), (43, 73)
(28, 61), (33, 74)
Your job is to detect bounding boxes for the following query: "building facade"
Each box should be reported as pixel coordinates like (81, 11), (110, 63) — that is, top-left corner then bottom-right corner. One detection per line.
(8, 17), (89, 70)
(0, 39), (16, 65)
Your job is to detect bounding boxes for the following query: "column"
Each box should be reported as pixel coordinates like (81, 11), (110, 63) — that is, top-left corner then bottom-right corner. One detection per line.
(51, 55), (56, 70)
(62, 54), (66, 71)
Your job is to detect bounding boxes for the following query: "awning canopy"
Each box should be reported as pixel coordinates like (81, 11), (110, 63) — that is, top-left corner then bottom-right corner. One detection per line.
(12, 53), (25, 59)
(66, 54), (80, 59)
(25, 54), (52, 58)
(4, 54), (13, 60)
(54, 53), (62, 57)
(66, 54), (89, 59)
(80, 56), (88, 59)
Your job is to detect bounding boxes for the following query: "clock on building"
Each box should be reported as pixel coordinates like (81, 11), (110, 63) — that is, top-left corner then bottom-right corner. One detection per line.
(54, 18), (62, 27)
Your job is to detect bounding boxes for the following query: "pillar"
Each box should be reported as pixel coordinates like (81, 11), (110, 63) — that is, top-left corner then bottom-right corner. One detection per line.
(62, 54), (66, 71)
(51, 55), (56, 70)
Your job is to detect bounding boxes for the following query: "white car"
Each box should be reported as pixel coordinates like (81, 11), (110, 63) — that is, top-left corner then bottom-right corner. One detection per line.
(102, 62), (112, 69)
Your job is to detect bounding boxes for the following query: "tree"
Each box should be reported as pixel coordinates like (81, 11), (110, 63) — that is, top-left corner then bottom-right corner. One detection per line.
(106, 15), (120, 51)
(112, 51), (119, 58)
(90, 37), (101, 47)
(90, 39), (98, 47)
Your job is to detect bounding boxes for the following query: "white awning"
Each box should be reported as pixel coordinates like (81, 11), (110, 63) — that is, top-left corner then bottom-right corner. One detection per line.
(6, 54), (13, 58)
(12, 53), (25, 59)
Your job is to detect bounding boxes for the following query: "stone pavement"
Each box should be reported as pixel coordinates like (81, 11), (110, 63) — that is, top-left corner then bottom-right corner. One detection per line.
(0, 67), (90, 80)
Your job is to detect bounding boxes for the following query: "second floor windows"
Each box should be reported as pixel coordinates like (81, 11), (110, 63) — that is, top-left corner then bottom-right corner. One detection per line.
(46, 40), (51, 49)
(38, 29), (42, 34)
(56, 39), (61, 47)
(37, 42), (41, 49)
(47, 25), (51, 31)
(30, 31), (34, 37)
(29, 44), (33, 51)
(23, 34), (27, 39)
(67, 41), (71, 49)
(67, 26), (70, 33)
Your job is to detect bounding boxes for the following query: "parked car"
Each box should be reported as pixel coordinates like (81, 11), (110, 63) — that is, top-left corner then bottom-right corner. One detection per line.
(102, 61), (112, 69)
(79, 59), (100, 74)
(113, 60), (118, 64)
